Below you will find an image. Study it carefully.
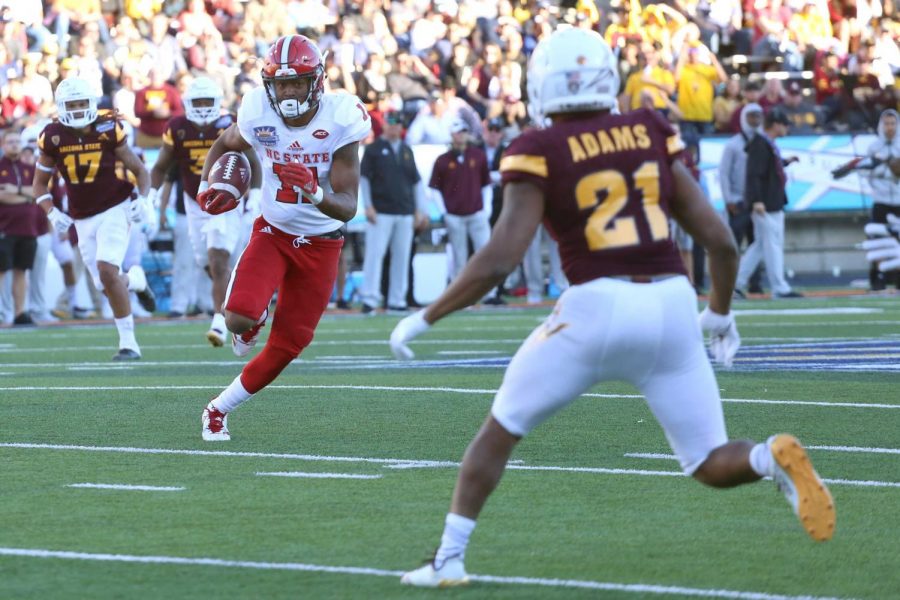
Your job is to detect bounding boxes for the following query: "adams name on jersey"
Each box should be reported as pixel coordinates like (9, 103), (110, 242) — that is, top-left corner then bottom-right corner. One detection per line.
(500, 108), (687, 285)
(237, 87), (371, 236)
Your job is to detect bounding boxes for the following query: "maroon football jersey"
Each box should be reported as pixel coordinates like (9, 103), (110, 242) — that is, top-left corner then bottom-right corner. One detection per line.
(162, 114), (235, 200)
(500, 109), (687, 285)
(37, 112), (134, 219)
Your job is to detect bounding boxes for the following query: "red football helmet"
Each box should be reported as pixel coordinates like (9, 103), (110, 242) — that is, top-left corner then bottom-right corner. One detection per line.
(261, 35), (326, 120)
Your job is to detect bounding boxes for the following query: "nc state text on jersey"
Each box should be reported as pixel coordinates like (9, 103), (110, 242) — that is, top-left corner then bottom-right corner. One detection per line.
(567, 124), (652, 162)
(264, 148), (330, 164)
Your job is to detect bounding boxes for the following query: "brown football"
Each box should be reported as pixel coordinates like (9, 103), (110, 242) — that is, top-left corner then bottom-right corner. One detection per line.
(209, 151), (251, 198)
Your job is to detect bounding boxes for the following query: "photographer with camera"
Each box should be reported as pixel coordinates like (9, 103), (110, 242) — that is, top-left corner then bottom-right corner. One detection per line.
(833, 109), (900, 290)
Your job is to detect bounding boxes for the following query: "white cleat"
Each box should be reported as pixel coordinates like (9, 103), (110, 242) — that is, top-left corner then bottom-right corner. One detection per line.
(202, 405), (230, 441)
(232, 311), (266, 358)
(206, 313), (227, 347)
(400, 556), (469, 588)
(769, 434), (836, 541)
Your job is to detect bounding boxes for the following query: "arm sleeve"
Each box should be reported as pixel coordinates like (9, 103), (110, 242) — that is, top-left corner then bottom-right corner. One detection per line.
(359, 175), (373, 209)
(744, 138), (764, 205)
(718, 144), (736, 204)
(429, 158), (442, 190)
(499, 131), (548, 192)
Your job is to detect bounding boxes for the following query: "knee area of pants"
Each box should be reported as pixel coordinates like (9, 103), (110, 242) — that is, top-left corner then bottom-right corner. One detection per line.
(225, 313), (254, 334)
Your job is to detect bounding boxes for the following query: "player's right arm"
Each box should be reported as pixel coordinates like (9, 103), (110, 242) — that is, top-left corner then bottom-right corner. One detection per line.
(149, 139), (175, 192)
(199, 123), (251, 183)
(670, 159), (737, 317)
(33, 153), (73, 235)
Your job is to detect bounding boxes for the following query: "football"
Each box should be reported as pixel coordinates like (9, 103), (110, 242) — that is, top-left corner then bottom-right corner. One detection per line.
(209, 151), (251, 199)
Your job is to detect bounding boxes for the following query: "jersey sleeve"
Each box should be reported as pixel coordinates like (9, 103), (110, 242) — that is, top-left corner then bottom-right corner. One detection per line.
(645, 108), (685, 163)
(162, 123), (175, 147)
(236, 88), (264, 147)
(333, 94), (373, 149)
(428, 155), (444, 190)
(113, 120), (127, 147)
(37, 128), (58, 159)
(499, 131), (549, 192)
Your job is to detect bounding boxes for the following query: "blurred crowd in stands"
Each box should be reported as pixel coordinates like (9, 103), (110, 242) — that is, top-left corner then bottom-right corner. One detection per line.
(0, 0), (898, 142)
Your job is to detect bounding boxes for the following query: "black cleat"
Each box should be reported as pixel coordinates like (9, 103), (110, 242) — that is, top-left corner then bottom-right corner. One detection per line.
(136, 286), (156, 313)
(112, 348), (141, 361)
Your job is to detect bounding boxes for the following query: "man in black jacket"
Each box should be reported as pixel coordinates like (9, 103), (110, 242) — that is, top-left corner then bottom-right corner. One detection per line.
(734, 109), (802, 298)
(359, 111), (427, 313)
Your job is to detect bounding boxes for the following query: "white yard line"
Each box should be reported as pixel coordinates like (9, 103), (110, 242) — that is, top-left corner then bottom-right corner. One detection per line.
(66, 483), (184, 491)
(0, 383), (897, 409)
(4, 442), (898, 488)
(255, 472), (382, 480)
(0, 547), (851, 599)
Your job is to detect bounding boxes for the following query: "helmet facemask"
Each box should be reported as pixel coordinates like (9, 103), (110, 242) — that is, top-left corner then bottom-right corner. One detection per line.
(184, 96), (222, 126)
(263, 67), (324, 120)
(55, 78), (99, 129)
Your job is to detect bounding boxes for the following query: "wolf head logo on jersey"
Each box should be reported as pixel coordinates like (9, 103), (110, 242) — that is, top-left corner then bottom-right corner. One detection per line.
(261, 35), (326, 121)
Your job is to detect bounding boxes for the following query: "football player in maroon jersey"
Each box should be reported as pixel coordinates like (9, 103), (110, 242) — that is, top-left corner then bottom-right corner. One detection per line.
(392, 29), (835, 587)
(149, 77), (261, 347)
(32, 77), (155, 361)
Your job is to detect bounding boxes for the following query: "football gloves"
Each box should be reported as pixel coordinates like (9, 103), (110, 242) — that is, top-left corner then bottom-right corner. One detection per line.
(126, 195), (144, 224)
(861, 213), (900, 272)
(47, 207), (73, 235)
(390, 309), (431, 360)
(197, 186), (239, 215)
(280, 161), (324, 205)
(699, 307), (741, 368)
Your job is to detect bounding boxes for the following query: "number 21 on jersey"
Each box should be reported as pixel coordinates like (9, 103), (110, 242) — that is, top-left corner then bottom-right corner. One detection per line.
(576, 160), (668, 251)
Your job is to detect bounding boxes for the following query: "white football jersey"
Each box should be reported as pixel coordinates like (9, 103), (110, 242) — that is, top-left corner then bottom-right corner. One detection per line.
(237, 87), (372, 235)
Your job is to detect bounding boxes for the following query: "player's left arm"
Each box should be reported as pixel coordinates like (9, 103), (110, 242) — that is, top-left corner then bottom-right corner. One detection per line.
(317, 141), (362, 222)
(114, 144), (150, 196)
(423, 181), (544, 325)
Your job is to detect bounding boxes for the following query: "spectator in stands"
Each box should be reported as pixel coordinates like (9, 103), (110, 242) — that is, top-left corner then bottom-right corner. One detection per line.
(736, 108), (802, 299)
(622, 42), (675, 113)
(865, 109), (900, 290)
(675, 42), (727, 153)
(0, 79), (40, 127)
(813, 48), (844, 124)
(780, 81), (820, 134)
(147, 13), (187, 84)
(133, 66), (182, 148)
(429, 119), (491, 281)
(759, 78), (784, 112)
(19, 54), (53, 115)
(728, 79), (763, 132)
(788, 0), (833, 66)
(848, 59), (893, 130)
(713, 78), (742, 132)
(359, 111), (425, 314)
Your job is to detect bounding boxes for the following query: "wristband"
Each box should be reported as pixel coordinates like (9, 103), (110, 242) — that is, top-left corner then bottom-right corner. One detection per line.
(36, 163), (54, 173)
(35, 193), (53, 204)
(198, 180), (210, 193)
(306, 187), (324, 205)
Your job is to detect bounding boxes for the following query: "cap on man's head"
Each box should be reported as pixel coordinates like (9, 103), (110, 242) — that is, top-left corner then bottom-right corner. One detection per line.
(449, 118), (469, 134)
(384, 111), (403, 125)
(743, 80), (762, 92)
(487, 117), (504, 131)
(766, 108), (791, 127)
(786, 81), (802, 95)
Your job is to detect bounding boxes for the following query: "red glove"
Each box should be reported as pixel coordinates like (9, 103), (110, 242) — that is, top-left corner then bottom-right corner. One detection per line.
(279, 161), (323, 204)
(197, 187), (239, 215)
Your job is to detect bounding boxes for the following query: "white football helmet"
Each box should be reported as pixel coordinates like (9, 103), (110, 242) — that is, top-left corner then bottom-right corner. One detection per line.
(55, 77), (99, 129)
(183, 76), (224, 126)
(526, 27), (620, 123)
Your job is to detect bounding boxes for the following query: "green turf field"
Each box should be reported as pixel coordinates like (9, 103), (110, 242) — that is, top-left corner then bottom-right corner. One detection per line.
(1, 294), (898, 599)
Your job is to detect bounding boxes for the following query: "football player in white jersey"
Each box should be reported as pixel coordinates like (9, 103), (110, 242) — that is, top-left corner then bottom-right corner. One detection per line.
(194, 34), (371, 441)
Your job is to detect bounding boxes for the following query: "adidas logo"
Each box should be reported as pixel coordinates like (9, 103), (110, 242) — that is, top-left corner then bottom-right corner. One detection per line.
(287, 140), (303, 151)
(259, 226), (273, 234)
